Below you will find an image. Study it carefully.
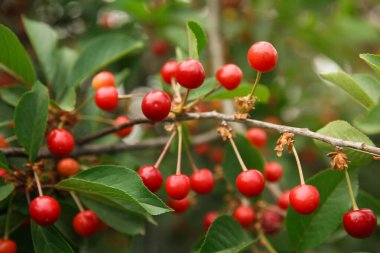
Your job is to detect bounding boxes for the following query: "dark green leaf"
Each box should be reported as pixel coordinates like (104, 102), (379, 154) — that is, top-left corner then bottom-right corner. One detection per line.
(320, 71), (375, 110)
(0, 184), (14, 203)
(208, 84), (270, 103)
(14, 82), (49, 162)
(360, 54), (380, 77)
(22, 16), (58, 82)
(0, 151), (9, 170)
(353, 104), (380, 135)
(198, 215), (255, 253)
(31, 221), (75, 253)
(221, 134), (264, 191)
(356, 190), (380, 216)
(56, 165), (171, 215)
(0, 86), (29, 107)
(315, 120), (374, 167)
(54, 202), (82, 247)
(286, 168), (358, 251)
(187, 21), (207, 59)
(0, 24), (36, 87)
(70, 34), (143, 87)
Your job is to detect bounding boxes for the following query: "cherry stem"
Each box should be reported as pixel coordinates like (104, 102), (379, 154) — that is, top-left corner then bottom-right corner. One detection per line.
(229, 137), (248, 171)
(154, 130), (177, 168)
(33, 170), (43, 197)
(25, 191), (31, 205)
(247, 71), (262, 100)
(184, 140), (199, 172)
(292, 145), (305, 185)
(344, 169), (359, 210)
(4, 136), (17, 143)
(257, 227), (278, 253)
(175, 124), (183, 175)
(75, 95), (93, 113)
(184, 85), (222, 109)
(57, 121), (65, 129)
(70, 191), (85, 212)
(171, 78), (182, 101)
(80, 115), (114, 125)
(118, 93), (145, 100)
(178, 89), (190, 113)
(4, 193), (15, 239)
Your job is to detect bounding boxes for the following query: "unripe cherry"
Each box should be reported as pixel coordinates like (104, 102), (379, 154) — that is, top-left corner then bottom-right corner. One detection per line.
(57, 158), (80, 177)
(92, 71), (115, 90)
(0, 136), (8, 148)
(138, 165), (163, 192)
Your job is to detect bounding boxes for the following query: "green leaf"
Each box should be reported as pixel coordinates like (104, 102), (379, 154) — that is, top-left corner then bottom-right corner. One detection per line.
(14, 82), (49, 162)
(188, 78), (218, 100)
(356, 190), (380, 216)
(351, 74), (380, 104)
(0, 151), (9, 171)
(286, 168), (358, 252)
(53, 202), (81, 247)
(208, 84), (270, 103)
(353, 104), (380, 135)
(315, 120), (374, 167)
(22, 16), (58, 82)
(0, 86), (29, 107)
(320, 71), (376, 110)
(360, 54), (380, 77)
(197, 215), (255, 253)
(221, 134), (264, 191)
(56, 165), (171, 215)
(70, 34), (143, 87)
(81, 197), (146, 235)
(0, 184), (14, 203)
(31, 221), (75, 253)
(187, 21), (207, 59)
(56, 87), (76, 112)
(0, 25), (36, 87)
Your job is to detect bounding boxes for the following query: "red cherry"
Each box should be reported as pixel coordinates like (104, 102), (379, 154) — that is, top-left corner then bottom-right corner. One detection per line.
(203, 212), (219, 230)
(92, 71), (115, 90)
(151, 40), (170, 56)
(343, 208), (377, 238)
(29, 196), (61, 226)
(72, 210), (100, 237)
(0, 136), (8, 148)
(57, 158), (80, 178)
(289, 184), (320, 215)
(0, 168), (8, 178)
(210, 147), (225, 164)
(141, 90), (171, 121)
(176, 59), (205, 89)
(94, 86), (118, 111)
(216, 64), (243, 90)
(247, 41), (277, 72)
(138, 165), (163, 192)
(246, 128), (267, 148)
(233, 205), (255, 227)
(277, 190), (290, 210)
(260, 209), (283, 235)
(0, 239), (17, 253)
(47, 129), (75, 156)
(194, 143), (210, 156)
(161, 61), (178, 85)
(114, 116), (133, 137)
(167, 197), (190, 214)
(190, 169), (215, 194)
(264, 162), (283, 182)
(165, 174), (191, 200)
(236, 169), (265, 197)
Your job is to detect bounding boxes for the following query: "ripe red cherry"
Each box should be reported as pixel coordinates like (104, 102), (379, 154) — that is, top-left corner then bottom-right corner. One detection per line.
(114, 116), (133, 137)
(57, 158), (80, 178)
(72, 210), (100, 237)
(194, 143), (210, 156)
(0, 168), (8, 179)
(48, 129), (75, 156)
(92, 71), (115, 90)
(233, 205), (255, 227)
(247, 41), (277, 72)
(0, 136), (8, 148)
(216, 64), (243, 90)
(167, 197), (190, 214)
(165, 174), (191, 200)
(210, 147), (225, 164)
(343, 208), (377, 238)
(190, 169), (215, 194)
(203, 212), (219, 230)
(236, 169), (265, 197)
(289, 184), (320, 215)
(138, 165), (163, 192)
(176, 59), (205, 89)
(0, 239), (17, 253)
(161, 61), (178, 84)
(260, 209), (283, 235)
(141, 90), (171, 121)
(277, 190), (290, 210)
(264, 162), (283, 182)
(29, 196), (61, 226)
(94, 86), (118, 111)
(151, 40), (170, 56)
(246, 128), (267, 148)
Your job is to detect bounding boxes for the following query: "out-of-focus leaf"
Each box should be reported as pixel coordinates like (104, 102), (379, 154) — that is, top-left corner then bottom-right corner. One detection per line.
(0, 184), (14, 203)
(56, 87), (76, 112)
(188, 78), (218, 100)
(351, 74), (380, 104)
(207, 84), (270, 103)
(360, 54), (380, 77)
(356, 190), (380, 218)
(0, 86), (29, 107)
(354, 104), (380, 135)
(0, 151), (9, 170)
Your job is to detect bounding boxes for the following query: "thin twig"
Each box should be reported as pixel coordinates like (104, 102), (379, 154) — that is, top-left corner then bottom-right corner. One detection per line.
(184, 141), (199, 172)
(229, 137), (248, 171)
(154, 130), (177, 168)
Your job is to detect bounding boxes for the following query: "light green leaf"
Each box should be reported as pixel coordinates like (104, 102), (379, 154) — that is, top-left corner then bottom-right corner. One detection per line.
(56, 87), (76, 112)
(360, 54), (380, 77)
(208, 83), (270, 103)
(286, 168), (358, 252)
(56, 165), (171, 215)
(187, 21), (207, 59)
(0, 24), (36, 86)
(70, 35), (143, 87)
(320, 71), (375, 110)
(22, 16), (58, 82)
(315, 120), (374, 167)
(353, 104), (380, 135)
(188, 78), (218, 100)
(197, 215), (255, 253)
(31, 222), (74, 253)
(14, 82), (49, 162)
(351, 74), (380, 104)
(0, 86), (29, 107)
